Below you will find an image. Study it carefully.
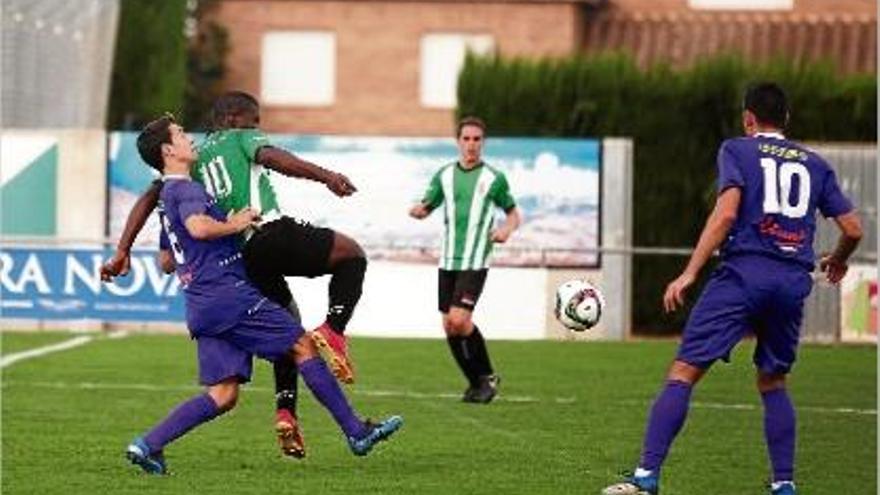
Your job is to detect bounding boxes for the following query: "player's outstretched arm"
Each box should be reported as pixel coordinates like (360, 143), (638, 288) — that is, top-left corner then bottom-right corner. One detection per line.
(491, 207), (522, 243)
(184, 208), (260, 240)
(819, 211), (863, 284)
(663, 187), (741, 312)
(100, 181), (162, 281)
(408, 203), (432, 219)
(256, 146), (357, 197)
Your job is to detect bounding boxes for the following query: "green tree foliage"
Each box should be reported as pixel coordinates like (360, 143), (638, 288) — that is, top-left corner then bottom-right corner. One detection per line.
(458, 52), (877, 333)
(107, 0), (188, 129)
(182, 0), (229, 130)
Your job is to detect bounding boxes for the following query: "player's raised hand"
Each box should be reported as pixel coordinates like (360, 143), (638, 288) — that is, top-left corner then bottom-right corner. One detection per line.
(100, 251), (131, 282)
(663, 271), (696, 313)
(819, 254), (849, 285)
(325, 172), (357, 197)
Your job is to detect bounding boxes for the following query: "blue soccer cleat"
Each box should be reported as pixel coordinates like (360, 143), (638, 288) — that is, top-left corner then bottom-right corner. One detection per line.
(125, 437), (168, 475)
(348, 415), (403, 456)
(770, 481), (797, 495)
(601, 470), (659, 495)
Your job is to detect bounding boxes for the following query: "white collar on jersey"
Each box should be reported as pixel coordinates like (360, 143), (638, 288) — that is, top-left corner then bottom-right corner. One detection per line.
(755, 131), (786, 139)
(162, 174), (191, 181)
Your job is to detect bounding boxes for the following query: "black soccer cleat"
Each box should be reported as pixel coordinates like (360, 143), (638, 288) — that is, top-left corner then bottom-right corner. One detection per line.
(463, 374), (500, 404)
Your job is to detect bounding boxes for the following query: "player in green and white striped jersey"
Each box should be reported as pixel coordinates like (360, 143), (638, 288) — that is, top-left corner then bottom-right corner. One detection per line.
(409, 116), (521, 404)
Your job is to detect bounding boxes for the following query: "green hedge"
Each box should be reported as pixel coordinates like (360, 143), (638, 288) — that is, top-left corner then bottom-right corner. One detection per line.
(108, 0), (187, 129)
(458, 52), (876, 333)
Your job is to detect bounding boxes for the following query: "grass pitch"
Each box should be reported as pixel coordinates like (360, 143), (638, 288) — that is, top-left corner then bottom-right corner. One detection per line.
(1, 332), (875, 494)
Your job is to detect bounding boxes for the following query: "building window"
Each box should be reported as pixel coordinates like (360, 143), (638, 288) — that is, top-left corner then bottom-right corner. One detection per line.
(261, 31), (335, 106)
(688, 0), (793, 9)
(420, 33), (494, 109)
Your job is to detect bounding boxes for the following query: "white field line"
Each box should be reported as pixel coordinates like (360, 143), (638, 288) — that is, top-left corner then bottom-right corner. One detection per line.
(621, 399), (877, 417)
(0, 336), (94, 369)
(417, 395), (522, 441)
(1, 380), (875, 417)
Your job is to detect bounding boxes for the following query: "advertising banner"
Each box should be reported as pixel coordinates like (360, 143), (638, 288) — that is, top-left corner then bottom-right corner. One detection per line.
(840, 264), (878, 343)
(0, 247), (183, 322)
(109, 132), (601, 267)
(1, 133), (58, 235)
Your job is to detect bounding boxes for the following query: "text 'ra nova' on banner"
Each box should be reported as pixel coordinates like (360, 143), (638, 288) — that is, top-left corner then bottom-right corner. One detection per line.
(0, 247), (183, 322)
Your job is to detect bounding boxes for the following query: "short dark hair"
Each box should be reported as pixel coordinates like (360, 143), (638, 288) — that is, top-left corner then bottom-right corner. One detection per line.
(212, 91), (259, 127)
(743, 82), (789, 129)
(137, 114), (176, 172)
(456, 116), (486, 137)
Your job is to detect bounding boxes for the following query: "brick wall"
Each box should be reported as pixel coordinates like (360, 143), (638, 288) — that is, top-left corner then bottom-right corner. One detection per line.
(213, 1), (582, 135)
(583, 2), (877, 73)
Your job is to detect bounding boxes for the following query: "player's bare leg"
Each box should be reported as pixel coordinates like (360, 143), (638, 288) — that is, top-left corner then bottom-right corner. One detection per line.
(444, 308), (499, 403)
(127, 379), (238, 475)
(757, 372), (797, 495)
(292, 333), (403, 455)
(603, 361), (706, 494)
(274, 300), (306, 458)
(312, 231), (365, 384)
(274, 357), (305, 459)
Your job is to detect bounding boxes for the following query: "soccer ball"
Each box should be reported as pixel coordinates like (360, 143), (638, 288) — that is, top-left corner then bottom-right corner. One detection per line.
(555, 279), (605, 332)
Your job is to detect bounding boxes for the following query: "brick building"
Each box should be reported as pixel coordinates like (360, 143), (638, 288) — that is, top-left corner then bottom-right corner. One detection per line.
(584, 0), (877, 74)
(210, 0), (876, 136)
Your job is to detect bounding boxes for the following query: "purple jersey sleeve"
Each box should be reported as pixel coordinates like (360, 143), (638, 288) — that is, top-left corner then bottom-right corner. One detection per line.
(716, 140), (745, 193)
(817, 167), (853, 218)
(175, 181), (210, 223)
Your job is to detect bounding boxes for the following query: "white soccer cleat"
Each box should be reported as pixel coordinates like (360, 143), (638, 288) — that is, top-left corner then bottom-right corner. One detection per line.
(601, 482), (650, 495)
(601, 471), (658, 495)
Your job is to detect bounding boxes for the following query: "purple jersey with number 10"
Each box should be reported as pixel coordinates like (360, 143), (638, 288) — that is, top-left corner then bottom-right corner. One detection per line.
(676, 133), (854, 373)
(158, 177), (265, 336)
(717, 132), (853, 270)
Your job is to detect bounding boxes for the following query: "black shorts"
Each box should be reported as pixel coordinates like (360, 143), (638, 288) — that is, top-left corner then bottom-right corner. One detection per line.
(438, 269), (488, 313)
(242, 216), (335, 308)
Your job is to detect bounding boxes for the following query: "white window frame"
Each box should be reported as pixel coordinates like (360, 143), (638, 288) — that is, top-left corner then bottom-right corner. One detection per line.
(688, 0), (794, 10)
(420, 33), (495, 109)
(261, 31), (336, 107)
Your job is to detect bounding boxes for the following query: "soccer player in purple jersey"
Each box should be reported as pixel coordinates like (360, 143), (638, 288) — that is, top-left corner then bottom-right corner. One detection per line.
(124, 115), (402, 475)
(602, 83), (862, 495)
(103, 92), (367, 458)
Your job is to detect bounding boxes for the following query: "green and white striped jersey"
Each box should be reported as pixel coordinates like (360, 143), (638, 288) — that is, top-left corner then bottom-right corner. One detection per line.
(422, 161), (517, 270)
(192, 129), (282, 218)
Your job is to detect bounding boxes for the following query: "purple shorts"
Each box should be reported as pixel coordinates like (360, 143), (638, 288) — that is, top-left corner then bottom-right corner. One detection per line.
(676, 255), (812, 375)
(196, 301), (302, 385)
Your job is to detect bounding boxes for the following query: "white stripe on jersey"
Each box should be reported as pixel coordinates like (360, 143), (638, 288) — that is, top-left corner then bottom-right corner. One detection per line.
(440, 166), (456, 270)
(249, 164), (264, 214)
(461, 168), (496, 270)
(473, 204), (496, 269)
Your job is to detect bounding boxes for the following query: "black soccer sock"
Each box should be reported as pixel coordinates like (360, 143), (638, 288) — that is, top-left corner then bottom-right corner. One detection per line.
(466, 326), (494, 377)
(273, 358), (299, 414)
(446, 335), (479, 387)
(326, 257), (366, 333)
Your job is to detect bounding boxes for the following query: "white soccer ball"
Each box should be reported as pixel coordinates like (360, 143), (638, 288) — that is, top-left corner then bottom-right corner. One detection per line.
(554, 279), (605, 332)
